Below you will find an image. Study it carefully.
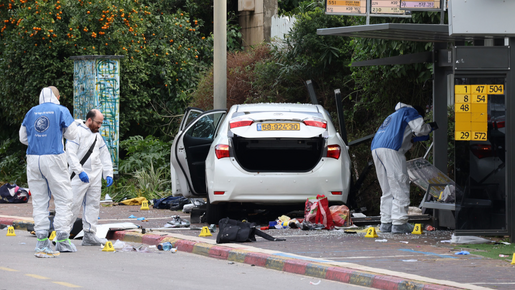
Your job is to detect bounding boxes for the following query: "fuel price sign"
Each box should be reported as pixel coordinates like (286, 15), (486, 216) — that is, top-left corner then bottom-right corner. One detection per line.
(454, 84), (504, 141)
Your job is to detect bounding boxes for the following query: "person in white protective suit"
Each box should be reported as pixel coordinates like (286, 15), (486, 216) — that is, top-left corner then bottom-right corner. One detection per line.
(66, 109), (114, 246)
(371, 102), (437, 234)
(19, 86), (79, 256)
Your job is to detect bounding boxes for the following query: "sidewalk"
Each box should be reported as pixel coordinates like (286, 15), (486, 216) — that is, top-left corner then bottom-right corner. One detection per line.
(1, 201), (512, 290)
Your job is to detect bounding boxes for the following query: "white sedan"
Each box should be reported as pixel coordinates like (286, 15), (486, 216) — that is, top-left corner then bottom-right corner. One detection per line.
(170, 103), (351, 224)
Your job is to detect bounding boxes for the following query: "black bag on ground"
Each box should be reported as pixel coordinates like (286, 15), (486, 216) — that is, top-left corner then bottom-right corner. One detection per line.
(152, 196), (190, 210)
(216, 217), (286, 244)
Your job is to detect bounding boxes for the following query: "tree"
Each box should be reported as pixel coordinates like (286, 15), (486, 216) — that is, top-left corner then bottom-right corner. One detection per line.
(0, 0), (212, 137)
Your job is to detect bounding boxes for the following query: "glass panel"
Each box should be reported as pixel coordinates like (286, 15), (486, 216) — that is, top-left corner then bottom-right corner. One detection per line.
(184, 110), (202, 129)
(454, 77), (506, 231)
(185, 112), (224, 139)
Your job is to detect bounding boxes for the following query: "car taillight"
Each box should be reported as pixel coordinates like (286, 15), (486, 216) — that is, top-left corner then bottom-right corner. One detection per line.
(214, 191), (225, 195)
(495, 121), (505, 129)
(327, 145), (341, 159)
(215, 144), (230, 159)
(230, 119), (254, 129)
(303, 118), (327, 129)
(330, 191), (342, 195)
(470, 144), (493, 159)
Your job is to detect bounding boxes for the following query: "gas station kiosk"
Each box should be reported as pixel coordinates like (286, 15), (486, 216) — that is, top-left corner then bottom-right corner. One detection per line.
(317, 0), (515, 240)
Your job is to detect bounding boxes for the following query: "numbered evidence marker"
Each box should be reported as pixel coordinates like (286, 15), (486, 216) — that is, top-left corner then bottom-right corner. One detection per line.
(6, 226), (16, 236)
(140, 200), (149, 210)
(412, 224), (423, 235)
(102, 241), (115, 252)
(364, 227), (378, 238)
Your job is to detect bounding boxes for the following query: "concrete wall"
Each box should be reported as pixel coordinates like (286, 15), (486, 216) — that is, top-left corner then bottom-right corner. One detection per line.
(238, 0), (278, 49)
(271, 15), (296, 41)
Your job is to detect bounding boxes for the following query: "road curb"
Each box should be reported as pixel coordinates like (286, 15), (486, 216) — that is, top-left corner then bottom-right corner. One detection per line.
(0, 217), (33, 230)
(111, 230), (462, 290)
(0, 218), (465, 290)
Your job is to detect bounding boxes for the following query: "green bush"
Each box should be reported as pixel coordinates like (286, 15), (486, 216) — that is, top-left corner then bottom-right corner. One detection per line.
(112, 135), (171, 201)
(0, 137), (27, 186)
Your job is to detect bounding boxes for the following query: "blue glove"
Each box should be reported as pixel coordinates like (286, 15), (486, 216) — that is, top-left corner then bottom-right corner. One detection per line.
(106, 176), (113, 187)
(79, 171), (89, 183)
(412, 135), (430, 143)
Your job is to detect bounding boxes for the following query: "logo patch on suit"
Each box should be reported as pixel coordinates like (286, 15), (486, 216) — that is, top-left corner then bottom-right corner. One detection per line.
(34, 116), (50, 133)
(379, 116), (391, 130)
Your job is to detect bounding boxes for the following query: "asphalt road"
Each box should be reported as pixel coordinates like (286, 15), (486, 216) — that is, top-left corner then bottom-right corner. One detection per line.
(0, 230), (373, 290)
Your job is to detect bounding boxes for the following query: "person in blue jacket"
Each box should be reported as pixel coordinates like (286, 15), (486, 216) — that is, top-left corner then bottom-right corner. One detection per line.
(371, 102), (437, 234)
(19, 86), (79, 256)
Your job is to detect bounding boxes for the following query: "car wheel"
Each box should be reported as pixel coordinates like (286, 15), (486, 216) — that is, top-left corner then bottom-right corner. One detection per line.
(206, 198), (225, 225)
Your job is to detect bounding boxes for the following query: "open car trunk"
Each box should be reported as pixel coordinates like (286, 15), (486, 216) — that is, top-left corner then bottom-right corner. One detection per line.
(232, 135), (325, 172)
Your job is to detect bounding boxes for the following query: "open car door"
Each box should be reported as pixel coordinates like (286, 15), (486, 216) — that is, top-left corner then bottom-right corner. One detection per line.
(171, 109), (226, 197)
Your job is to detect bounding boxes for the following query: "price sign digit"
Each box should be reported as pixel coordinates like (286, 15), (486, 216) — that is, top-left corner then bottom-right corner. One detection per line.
(455, 95), (470, 103)
(455, 131), (471, 141)
(475, 95), (487, 103)
(488, 85), (504, 94)
(473, 132), (487, 141)
(455, 103), (470, 112)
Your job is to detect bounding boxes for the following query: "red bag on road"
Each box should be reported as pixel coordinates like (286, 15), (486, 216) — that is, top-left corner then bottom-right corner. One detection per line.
(329, 205), (352, 227)
(304, 195), (334, 230)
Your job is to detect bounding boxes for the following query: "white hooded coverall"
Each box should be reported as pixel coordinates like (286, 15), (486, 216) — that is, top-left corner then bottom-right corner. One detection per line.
(371, 103), (432, 225)
(19, 88), (78, 233)
(66, 120), (113, 234)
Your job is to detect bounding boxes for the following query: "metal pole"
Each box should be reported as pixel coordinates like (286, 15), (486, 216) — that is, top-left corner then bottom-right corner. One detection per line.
(334, 89), (348, 145)
(214, 0), (227, 110)
(366, 0), (370, 25)
(432, 42), (449, 173)
(506, 37), (515, 242)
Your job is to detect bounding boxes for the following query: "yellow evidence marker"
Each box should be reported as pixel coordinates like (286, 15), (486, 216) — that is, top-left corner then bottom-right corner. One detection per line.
(364, 227), (378, 238)
(412, 224), (423, 235)
(199, 226), (212, 237)
(140, 200), (150, 210)
(102, 241), (115, 252)
(6, 226), (16, 236)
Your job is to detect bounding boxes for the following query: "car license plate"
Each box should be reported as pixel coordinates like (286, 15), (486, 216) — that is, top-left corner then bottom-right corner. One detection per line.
(257, 123), (300, 131)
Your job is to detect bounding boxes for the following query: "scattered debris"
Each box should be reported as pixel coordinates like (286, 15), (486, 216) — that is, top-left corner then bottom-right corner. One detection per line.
(441, 234), (493, 244)
(309, 280), (321, 285)
(164, 215), (190, 228)
(455, 251), (470, 255)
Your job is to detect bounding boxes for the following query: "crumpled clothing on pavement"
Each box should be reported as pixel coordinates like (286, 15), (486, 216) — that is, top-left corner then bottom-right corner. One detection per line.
(300, 220), (325, 230)
(119, 197), (148, 206)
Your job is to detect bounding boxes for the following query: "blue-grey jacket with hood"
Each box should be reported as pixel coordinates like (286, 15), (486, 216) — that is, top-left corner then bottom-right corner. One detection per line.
(19, 87), (78, 155)
(371, 102), (432, 154)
